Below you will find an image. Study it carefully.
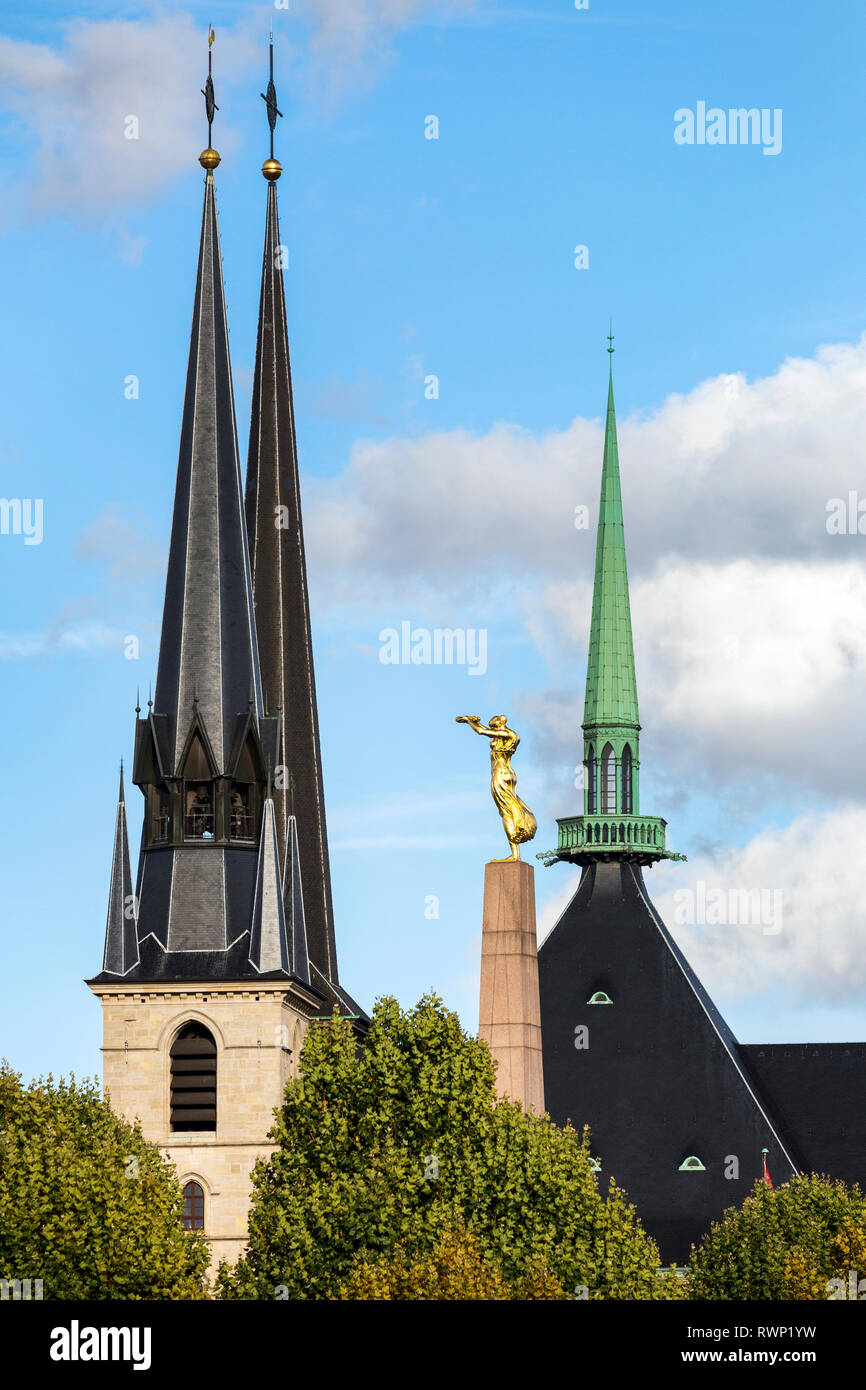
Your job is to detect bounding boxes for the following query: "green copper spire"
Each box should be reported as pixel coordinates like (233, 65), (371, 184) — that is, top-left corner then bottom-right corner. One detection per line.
(583, 346), (639, 730)
(537, 337), (685, 869)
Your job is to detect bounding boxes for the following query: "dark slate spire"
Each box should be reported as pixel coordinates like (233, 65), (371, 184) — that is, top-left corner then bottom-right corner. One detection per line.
(154, 168), (263, 771)
(101, 48), (299, 987)
(101, 766), (138, 977)
(245, 45), (339, 989)
(127, 157), (274, 966)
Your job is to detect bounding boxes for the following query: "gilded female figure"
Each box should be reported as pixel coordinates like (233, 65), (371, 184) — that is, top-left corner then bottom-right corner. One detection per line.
(456, 714), (537, 861)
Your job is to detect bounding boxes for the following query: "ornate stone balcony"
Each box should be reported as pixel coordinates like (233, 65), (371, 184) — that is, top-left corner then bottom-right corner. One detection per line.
(537, 813), (686, 867)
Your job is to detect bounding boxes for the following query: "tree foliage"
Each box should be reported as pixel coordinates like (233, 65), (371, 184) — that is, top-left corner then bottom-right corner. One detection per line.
(338, 1224), (566, 1300)
(218, 994), (674, 1300)
(688, 1173), (866, 1300)
(0, 1062), (209, 1300)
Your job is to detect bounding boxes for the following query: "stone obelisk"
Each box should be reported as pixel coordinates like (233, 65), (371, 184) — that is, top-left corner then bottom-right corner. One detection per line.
(479, 859), (544, 1113)
(456, 713), (544, 1113)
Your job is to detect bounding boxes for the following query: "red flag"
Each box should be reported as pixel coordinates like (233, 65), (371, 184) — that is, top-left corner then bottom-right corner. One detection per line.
(762, 1152), (773, 1189)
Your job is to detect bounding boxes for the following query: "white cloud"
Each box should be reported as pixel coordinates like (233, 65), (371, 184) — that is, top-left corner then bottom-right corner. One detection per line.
(529, 556), (866, 802)
(303, 339), (866, 807)
(0, 14), (259, 221)
(650, 806), (866, 1005)
(534, 807), (866, 1011)
(0, 5), (473, 220)
(305, 336), (866, 597)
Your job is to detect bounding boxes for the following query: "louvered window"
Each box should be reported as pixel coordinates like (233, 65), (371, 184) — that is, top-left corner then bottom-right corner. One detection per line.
(170, 1023), (217, 1132)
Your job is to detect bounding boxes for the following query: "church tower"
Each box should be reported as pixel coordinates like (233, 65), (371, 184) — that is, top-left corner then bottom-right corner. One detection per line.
(87, 38), (361, 1267)
(537, 342), (799, 1261)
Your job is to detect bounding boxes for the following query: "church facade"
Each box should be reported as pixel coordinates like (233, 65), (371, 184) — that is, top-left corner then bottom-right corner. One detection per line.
(537, 351), (866, 1263)
(86, 51), (364, 1268)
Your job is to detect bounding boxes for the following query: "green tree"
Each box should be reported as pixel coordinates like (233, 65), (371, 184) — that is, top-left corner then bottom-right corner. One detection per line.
(218, 994), (675, 1301)
(0, 1063), (209, 1300)
(688, 1173), (866, 1300)
(338, 1225), (566, 1300)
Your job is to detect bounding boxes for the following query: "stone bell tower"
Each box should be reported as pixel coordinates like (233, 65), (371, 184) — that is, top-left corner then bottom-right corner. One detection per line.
(87, 37), (364, 1268)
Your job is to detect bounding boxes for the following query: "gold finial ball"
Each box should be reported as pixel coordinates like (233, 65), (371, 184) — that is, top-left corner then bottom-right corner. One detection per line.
(262, 157), (283, 181)
(199, 147), (221, 171)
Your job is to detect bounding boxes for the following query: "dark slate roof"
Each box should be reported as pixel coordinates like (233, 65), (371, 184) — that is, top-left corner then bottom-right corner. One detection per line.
(101, 768), (139, 977)
(539, 861), (800, 1261)
(88, 928), (322, 990)
(154, 172), (264, 775)
(245, 177), (338, 988)
(742, 1044), (866, 1187)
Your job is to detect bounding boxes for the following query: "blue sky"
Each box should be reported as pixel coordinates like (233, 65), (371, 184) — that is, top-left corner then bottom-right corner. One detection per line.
(3, 0), (866, 1085)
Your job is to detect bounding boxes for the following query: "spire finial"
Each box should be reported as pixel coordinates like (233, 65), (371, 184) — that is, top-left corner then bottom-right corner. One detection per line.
(261, 31), (284, 180)
(607, 321), (614, 357)
(147, 683), (153, 712)
(135, 687), (141, 716)
(199, 25), (221, 173)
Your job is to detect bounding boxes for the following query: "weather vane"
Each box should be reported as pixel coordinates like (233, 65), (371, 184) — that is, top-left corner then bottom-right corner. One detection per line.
(199, 25), (221, 172)
(261, 30), (284, 180)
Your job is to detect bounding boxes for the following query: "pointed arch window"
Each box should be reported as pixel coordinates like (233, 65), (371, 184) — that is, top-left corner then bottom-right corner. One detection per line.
(228, 731), (262, 842)
(182, 732), (214, 841)
(621, 745), (633, 814)
(170, 1023), (217, 1132)
(601, 743), (616, 813)
(182, 1180), (205, 1230)
(587, 746), (597, 814)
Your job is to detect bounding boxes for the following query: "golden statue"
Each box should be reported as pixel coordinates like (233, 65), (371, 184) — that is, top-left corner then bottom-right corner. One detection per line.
(456, 715), (537, 861)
